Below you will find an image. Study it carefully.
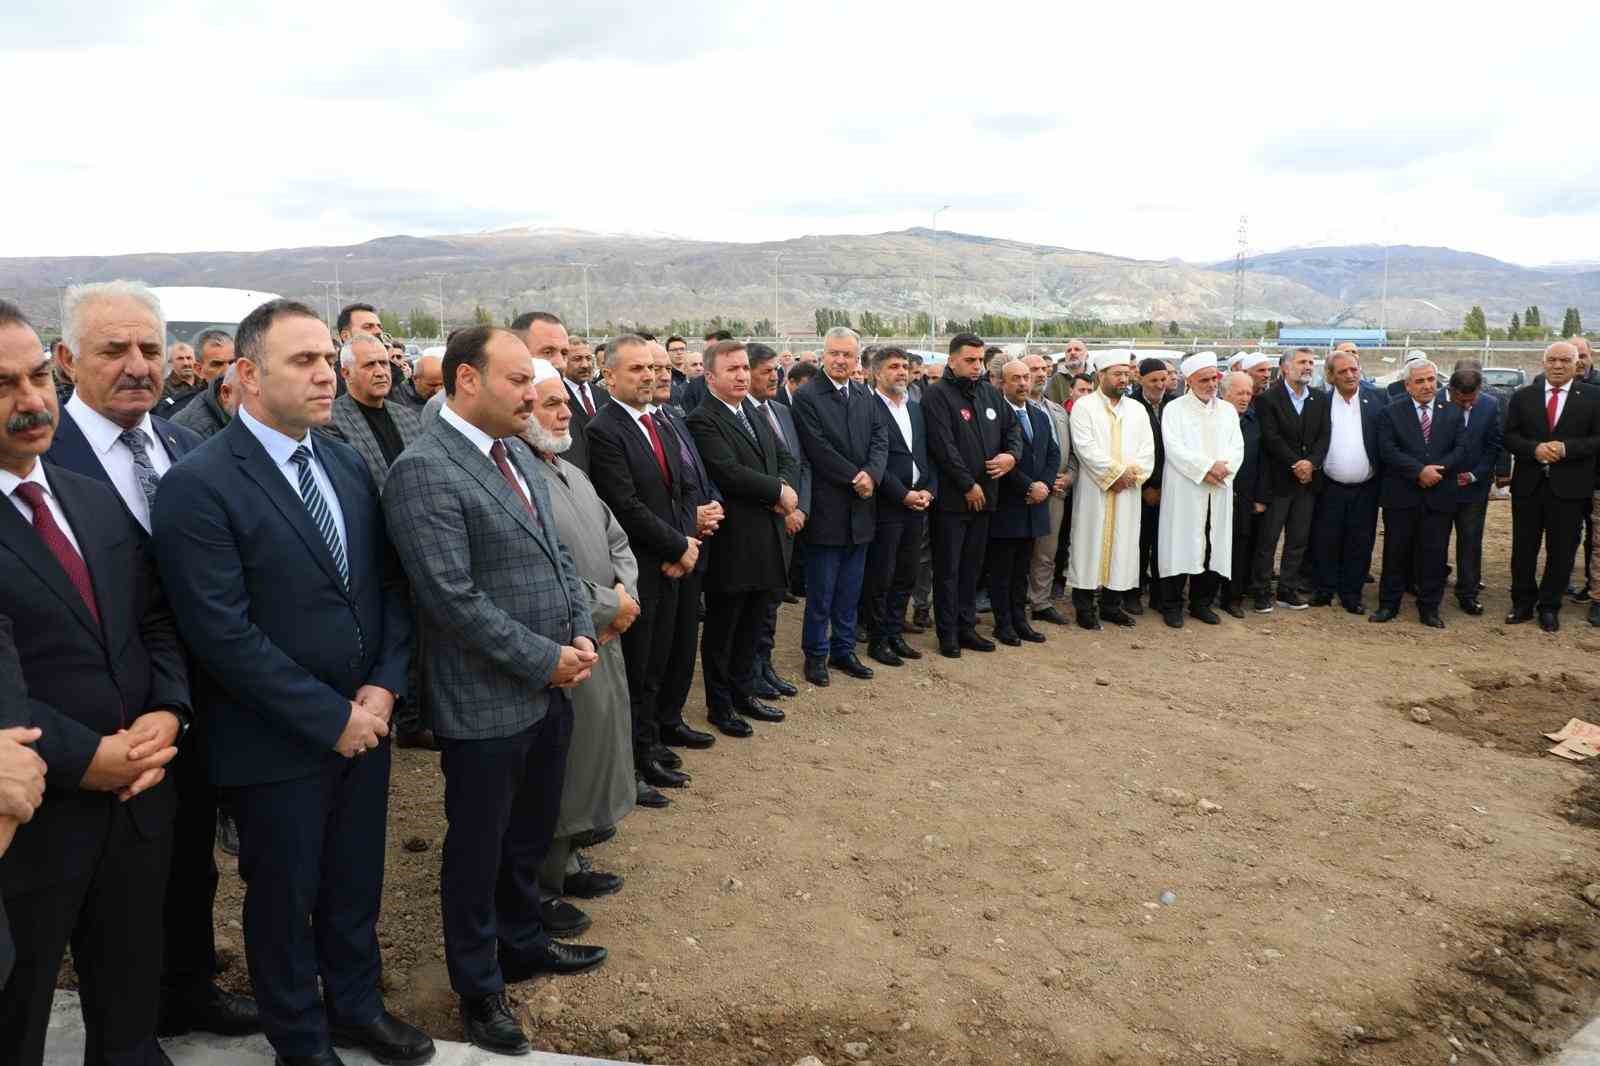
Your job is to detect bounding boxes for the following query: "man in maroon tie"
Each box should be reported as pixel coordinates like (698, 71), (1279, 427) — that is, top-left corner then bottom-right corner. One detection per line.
(562, 335), (611, 449)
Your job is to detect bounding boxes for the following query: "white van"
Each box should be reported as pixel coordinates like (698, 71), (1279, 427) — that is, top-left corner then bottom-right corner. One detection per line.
(150, 286), (283, 348)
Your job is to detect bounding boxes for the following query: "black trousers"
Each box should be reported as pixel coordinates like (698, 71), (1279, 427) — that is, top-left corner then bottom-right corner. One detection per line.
(1223, 503), (1262, 606)
(438, 699), (573, 1001)
(985, 536), (1035, 633)
(1251, 487), (1315, 595)
(230, 745), (391, 1057)
(1511, 482), (1587, 611)
(1053, 490), (1074, 581)
(395, 611), (428, 735)
(622, 566), (683, 765)
(860, 511), (925, 641)
(1137, 498), (1160, 595)
(1309, 479), (1379, 608)
(931, 510), (990, 642)
(162, 734), (220, 998)
(656, 569), (704, 725)
(1452, 496), (1489, 604)
(0, 804), (172, 1066)
(1071, 586), (1125, 615)
(701, 586), (772, 712)
(1379, 505), (1454, 613)
(1160, 517), (1222, 610)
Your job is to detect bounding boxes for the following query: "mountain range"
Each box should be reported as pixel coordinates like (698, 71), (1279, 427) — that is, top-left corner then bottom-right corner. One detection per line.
(0, 228), (1593, 335)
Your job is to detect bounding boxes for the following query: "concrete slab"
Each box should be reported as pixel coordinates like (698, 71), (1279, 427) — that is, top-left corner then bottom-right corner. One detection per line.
(45, 991), (633, 1066)
(1554, 1017), (1600, 1065)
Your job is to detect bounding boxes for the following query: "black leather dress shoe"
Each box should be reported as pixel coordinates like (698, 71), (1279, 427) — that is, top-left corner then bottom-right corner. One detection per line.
(660, 721), (715, 749)
(888, 634), (922, 659)
(994, 629), (1023, 646)
(939, 639), (961, 658)
(1419, 611), (1446, 629)
(1343, 600), (1367, 615)
(635, 779), (670, 808)
(762, 661), (798, 696)
(650, 744), (683, 770)
(395, 728), (439, 751)
(1368, 607), (1399, 623)
(1222, 600), (1246, 619)
(159, 984), (262, 1037)
(640, 759), (689, 788)
(564, 869), (624, 898)
(735, 697), (785, 722)
(1076, 611), (1102, 630)
(537, 898), (592, 938)
(900, 614), (927, 634)
(828, 653), (874, 679)
(330, 1010), (435, 1065)
(276, 1052), (347, 1066)
(958, 630), (996, 652)
(912, 606), (933, 629)
(1032, 606), (1069, 626)
(502, 940), (608, 981)
(750, 672), (782, 699)
(803, 655), (830, 687)
(1188, 604), (1221, 625)
(461, 993), (530, 1056)
(783, 591), (800, 604)
(571, 824), (616, 848)
(216, 808), (241, 857)
(1458, 599), (1485, 616)
(709, 711), (754, 737)
(1590, 602), (1600, 627)
(868, 641), (904, 666)
(1123, 596), (1145, 616)
(1161, 608), (1184, 629)
(1571, 585), (1591, 604)
(1099, 608), (1135, 627)
(1309, 593), (1334, 607)
(1504, 607), (1535, 624)
(1539, 609), (1560, 633)
(1016, 621), (1047, 643)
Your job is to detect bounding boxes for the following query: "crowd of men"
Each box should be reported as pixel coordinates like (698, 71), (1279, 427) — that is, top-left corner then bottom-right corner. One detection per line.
(0, 279), (1595, 1066)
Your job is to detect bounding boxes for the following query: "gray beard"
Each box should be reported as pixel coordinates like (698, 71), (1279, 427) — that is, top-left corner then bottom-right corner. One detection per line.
(525, 423), (571, 454)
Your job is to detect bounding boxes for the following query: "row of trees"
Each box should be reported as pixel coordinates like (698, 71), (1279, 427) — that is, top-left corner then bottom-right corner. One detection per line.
(1460, 305), (1583, 341)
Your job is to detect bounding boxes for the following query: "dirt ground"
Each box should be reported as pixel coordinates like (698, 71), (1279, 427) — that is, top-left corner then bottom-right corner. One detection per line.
(199, 499), (1600, 1066)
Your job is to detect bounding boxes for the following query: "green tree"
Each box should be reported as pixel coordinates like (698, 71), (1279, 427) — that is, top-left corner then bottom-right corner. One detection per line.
(1509, 311), (1521, 338)
(379, 309), (404, 336)
(1463, 305), (1488, 339)
(1563, 307), (1583, 336)
(752, 318), (773, 336)
(1263, 319), (1281, 339)
(472, 304), (493, 326)
(1165, 320), (1181, 337)
(406, 307), (440, 338)
(1526, 305), (1542, 328)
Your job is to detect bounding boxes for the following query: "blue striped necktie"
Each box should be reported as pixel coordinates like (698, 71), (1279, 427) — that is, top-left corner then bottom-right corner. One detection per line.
(290, 445), (349, 589)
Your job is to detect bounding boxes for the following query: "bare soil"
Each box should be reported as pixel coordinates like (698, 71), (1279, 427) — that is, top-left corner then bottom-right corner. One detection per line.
(192, 499), (1600, 1065)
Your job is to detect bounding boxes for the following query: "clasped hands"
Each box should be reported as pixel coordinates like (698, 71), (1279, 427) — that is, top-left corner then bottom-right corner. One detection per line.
(82, 709), (182, 800)
(1417, 465), (1445, 489)
(0, 726), (46, 853)
(1202, 460), (1232, 487)
(333, 685), (396, 759)
(598, 584), (640, 646)
(1535, 441), (1567, 464)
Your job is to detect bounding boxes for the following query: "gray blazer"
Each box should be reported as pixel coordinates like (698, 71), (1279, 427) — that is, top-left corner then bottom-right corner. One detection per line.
(383, 417), (595, 740)
(754, 397), (811, 516)
(321, 392), (422, 489)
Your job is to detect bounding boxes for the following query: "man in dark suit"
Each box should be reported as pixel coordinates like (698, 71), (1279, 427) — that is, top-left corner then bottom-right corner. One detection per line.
(922, 334), (1023, 658)
(1250, 347), (1331, 612)
(0, 298), (191, 1066)
(511, 311), (590, 474)
(563, 340), (610, 438)
(1503, 341), (1600, 631)
(1221, 371), (1269, 616)
(1371, 360), (1466, 628)
(587, 336), (707, 799)
(153, 300), (431, 1066)
(1128, 358), (1170, 614)
(45, 282), (258, 1041)
(986, 360), (1058, 645)
(0, 614), (48, 994)
(384, 326), (606, 1055)
(791, 328), (887, 686)
(1308, 347), (1383, 614)
(1445, 367), (1503, 616)
(860, 346), (932, 665)
(686, 341), (800, 736)
(745, 344), (807, 696)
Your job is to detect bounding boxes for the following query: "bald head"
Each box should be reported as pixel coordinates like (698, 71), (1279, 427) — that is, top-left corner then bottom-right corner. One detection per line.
(1545, 341), (1580, 388)
(1223, 370), (1253, 415)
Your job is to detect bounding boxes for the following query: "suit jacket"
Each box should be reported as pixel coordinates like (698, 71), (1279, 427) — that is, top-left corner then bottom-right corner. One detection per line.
(172, 378), (231, 439)
(1503, 380), (1600, 500)
(585, 401), (693, 569)
(792, 376), (888, 547)
(1130, 392), (1167, 491)
(565, 378), (611, 438)
(1257, 380), (1332, 496)
(151, 418), (412, 787)
(921, 368), (1024, 514)
(1452, 392), (1503, 503)
(47, 406), (203, 525)
(672, 375), (709, 416)
(383, 417), (594, 741)
(686, 394), (797, 593)
(873, 393), (933, 517)
(1234, 406), (1270, 512)
(0, 616), (19, 982)
(319, 392), (422, 489)
(991, 403), (1059, 539)
(755, 397), (810, 517)
(1321, 383), (1385, 483)
(1377, 397), (1467, 512)
(1, 466), (187, 894)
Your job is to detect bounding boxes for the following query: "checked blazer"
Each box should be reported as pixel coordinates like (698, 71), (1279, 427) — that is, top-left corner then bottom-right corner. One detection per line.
(383, 415), (595, 741)
(319, 392), (422, 490)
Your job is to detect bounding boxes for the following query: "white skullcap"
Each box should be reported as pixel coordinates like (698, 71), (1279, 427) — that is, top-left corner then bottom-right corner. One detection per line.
(1180, 351), (1219, 378)
(419, 345), (445, 361)
(1237, 353), (1270, 371)
(1091, 349), (1135, 373)
(531, 357), (560, 385)
(1404, 349), (1429, 364)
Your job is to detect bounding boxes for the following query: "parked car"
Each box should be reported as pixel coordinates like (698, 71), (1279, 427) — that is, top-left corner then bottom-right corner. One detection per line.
(1480, 367), (1526, 399)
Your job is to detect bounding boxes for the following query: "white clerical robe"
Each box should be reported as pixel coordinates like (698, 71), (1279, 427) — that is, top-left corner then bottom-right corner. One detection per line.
(1066, 392), (1155, 591)
(1156, 391), (1245, 579)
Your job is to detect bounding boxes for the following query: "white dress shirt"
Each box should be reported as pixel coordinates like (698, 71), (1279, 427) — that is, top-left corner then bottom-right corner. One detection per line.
(1323, 389), (1372, 484)
(238, 405), (348, 553)
(566, 378), (598, 414)
(65, 392), (172, 532)
(439, 401), (531, 502)
(621, 401), (658, 448)
(877, 389), (918, 483)
(1, 460), (84, 555)
(1546, 381), (1570, 426)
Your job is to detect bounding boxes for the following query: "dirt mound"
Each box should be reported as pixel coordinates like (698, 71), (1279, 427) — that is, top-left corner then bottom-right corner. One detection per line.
(1398, 670), (1600, 758)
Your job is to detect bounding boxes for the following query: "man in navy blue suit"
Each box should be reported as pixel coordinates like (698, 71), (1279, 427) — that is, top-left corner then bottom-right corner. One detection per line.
(152, 299), (430, 1066)
(986, 360), (1058, 645)
(44, 281), (259, 1041)
(1445, 366), (1502, 616)
(1308, 346), (1384, 615)
(1371, 359), (1466, 628)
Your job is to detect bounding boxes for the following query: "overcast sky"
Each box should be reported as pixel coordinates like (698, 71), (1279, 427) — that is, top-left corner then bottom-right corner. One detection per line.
(5, 0), (1597, 266)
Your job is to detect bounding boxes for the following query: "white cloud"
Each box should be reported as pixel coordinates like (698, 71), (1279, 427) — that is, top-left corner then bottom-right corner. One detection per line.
(3, 0), (1597, 266)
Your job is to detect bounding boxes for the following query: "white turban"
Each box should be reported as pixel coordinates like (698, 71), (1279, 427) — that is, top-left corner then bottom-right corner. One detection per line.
(1237, 353), (1270, 371)
(531, 356), (561, 384)
(1180, 351), (1219, 379)
(1091, 348), (1135, 373)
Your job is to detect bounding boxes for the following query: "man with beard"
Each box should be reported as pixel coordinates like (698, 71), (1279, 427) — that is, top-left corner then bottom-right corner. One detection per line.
(1024, 353), (1073, 625)
(173, 362), (242, 440)
(1127, 358), (1170, 614)
(1251, 348), (1330, 613)
(158, 341), (203, 414)
(1046, 338), (1088, 404)
(860, 345), (931, 665)
(520, 356), (637, 942)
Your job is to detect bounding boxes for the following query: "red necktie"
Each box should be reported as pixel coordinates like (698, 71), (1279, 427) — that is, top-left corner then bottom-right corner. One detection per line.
(1548, 387), (1563, 431)
(580, 384), (595, 417)
(489, 440), (539, 522)
(13, 481), (100, 627)
(639, 412), (673, 488)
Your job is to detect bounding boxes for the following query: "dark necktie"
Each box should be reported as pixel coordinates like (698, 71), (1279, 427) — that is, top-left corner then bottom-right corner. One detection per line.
(760, 402), (787, 449)
(490, 440), (539, 522)
(1419, 405), (1432, 444)
(13, 481), (100, 626)
(662, 413), (699, 474)
(289, 446), (350, 589)
(734, 404), (759, 445)
(118, 428), (161, 510)
(639, 412), (673, 488)
(580, 383), (595, 417)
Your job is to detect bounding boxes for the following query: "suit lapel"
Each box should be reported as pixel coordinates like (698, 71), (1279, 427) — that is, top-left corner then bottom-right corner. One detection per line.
(319, 446), (365, 598)
(227, 420), (349, 593)
(0, 470), (103, 643)
(52, 470), (121, 649)
(436, 421), (554, 562)
(47, 410), (113, 488)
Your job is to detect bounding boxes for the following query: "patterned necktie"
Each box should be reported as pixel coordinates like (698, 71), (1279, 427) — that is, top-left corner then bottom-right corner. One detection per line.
(760, 402), (787, 449)
(12, 481), (100, 626)
(580, 383), (595, 417)
(118, 428), (161, 510)
(489, 440), (539, 522)
(734, 404), (759, 445)
(289, 446), (349, 589)
(1419, 405), (1432, 444)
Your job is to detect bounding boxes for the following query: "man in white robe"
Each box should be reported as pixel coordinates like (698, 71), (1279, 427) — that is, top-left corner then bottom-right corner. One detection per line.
(1156, 351), (1245, 628)
(1066, 350), (1155, 628)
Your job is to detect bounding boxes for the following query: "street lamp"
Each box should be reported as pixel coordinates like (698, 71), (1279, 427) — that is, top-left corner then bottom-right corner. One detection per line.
(928, 205), (949, 350)
(772, 252), (784, 341)
(571, 263), (593, 339)
(427, 273), (447, 340)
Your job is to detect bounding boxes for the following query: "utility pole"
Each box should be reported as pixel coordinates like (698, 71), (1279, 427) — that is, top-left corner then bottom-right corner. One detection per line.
(571, 263), (593, 339)
(1231, 215), (1248, 339)
(929, 204), (949, 351)
(314, 281), (335, 328)
(427, 273), (447, 340)
(772, 252), (784, 340)
(1380, 245), (1390, 332)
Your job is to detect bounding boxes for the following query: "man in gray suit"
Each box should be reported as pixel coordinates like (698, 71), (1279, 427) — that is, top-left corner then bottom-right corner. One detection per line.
(383, 325), (606, 1058)
(1025, 353), (1074, 625)
(747, 343), (807, 699)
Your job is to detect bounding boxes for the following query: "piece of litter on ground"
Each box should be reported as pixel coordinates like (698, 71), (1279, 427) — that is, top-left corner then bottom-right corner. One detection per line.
(1544, 717), (1600, 744)
(1470, 805), (1487, 815)
(1548, 737), (1599, 762)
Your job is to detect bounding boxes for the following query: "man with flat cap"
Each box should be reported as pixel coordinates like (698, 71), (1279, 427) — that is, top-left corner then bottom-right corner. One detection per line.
(1127, 357), (1170, 614)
